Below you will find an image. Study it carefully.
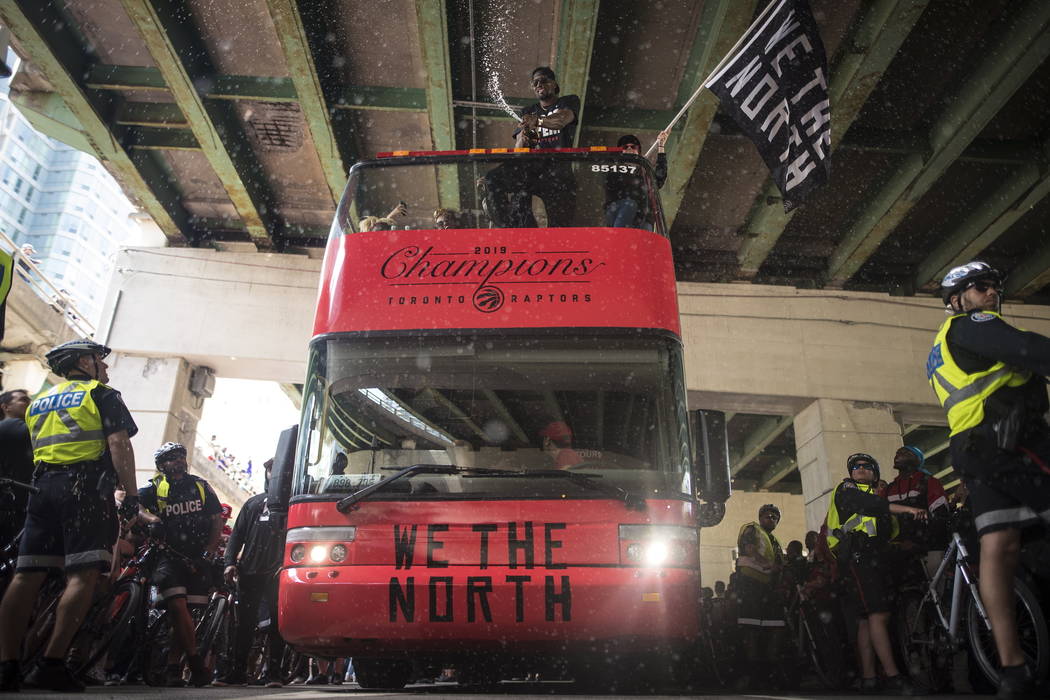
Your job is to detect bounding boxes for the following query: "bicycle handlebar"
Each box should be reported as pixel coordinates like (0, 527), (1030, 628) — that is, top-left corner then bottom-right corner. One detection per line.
(0, 477), (39, 495)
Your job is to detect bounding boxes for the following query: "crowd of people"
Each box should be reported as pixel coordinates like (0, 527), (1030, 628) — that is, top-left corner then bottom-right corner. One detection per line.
(0, 66), (1047, 698)
(203, 436), (256, 494)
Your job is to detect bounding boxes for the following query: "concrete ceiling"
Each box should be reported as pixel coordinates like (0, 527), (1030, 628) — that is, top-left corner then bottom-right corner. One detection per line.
(2, 0), (1048, 300)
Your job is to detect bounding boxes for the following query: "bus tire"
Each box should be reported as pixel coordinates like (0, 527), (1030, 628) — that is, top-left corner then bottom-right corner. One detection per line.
(353, 659), (410, 689)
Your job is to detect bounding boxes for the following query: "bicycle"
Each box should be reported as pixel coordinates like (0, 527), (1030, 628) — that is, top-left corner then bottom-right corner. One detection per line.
(784, 582), (850, 690)
(896, 523), (1049, 692)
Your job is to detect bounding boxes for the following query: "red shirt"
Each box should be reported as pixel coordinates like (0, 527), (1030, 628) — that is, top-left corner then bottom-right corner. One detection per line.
(885, 471), (948, 514)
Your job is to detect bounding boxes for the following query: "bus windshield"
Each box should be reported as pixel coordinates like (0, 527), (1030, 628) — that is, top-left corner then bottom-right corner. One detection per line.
(335, 152), (666, 235)
(293, 333), (692, 502)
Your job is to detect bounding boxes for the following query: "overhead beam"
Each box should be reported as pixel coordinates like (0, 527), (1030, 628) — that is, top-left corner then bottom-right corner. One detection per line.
(122, 0), (282, 245)
(422, 389), (488, 442)
(554, 0), (600, 147)
(265, 0), (346, 204)
(731, 414), (793, 475)
(481, 389), (529, 445)
(759, 456), (798, 489)
(1005, 240), (1050, 298)
(10, 90), (94, 154)
(414, 0), (459, 208)
(825, 1), (1050, 285)
(915, 140), (1050, 289)
(663, 0), (759, 230)
(125, 126), (201, 151)
(736, 0), (930, 278)
(0, 0), (192, 242)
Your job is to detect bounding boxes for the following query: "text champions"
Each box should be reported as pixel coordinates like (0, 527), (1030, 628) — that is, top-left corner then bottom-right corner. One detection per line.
(388, 522), (572, 624)
(380, 246), (605, 288)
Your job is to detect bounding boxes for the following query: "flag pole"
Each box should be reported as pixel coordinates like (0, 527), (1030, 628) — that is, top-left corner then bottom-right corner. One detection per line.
(644, 0), (784, 157)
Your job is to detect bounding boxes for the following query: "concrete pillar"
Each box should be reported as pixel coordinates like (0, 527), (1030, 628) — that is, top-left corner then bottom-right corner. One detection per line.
(0, 358), (51, 395)
(793, 398), (902, 530)
(105, 353), (207, 490)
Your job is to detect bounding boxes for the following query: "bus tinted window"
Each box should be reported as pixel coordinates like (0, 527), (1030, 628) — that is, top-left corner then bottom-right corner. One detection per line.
(335, 153), (666, 236)
(293, 333), (692, 501)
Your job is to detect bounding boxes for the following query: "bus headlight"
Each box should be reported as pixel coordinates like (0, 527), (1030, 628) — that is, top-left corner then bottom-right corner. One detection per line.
(286, 527), (357, 565)
(619, 525), (697, 568)
(308, 545), (328, 563)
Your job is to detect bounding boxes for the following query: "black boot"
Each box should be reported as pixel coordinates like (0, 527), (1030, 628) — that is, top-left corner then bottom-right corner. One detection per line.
(0, 661), (19, 692)
(997, 664), (1036, 700)
(187, 655), (210, 688)
(23, 658), (85, 693)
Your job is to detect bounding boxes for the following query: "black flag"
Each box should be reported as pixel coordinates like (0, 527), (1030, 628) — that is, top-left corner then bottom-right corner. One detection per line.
(705, 0), (830, 211)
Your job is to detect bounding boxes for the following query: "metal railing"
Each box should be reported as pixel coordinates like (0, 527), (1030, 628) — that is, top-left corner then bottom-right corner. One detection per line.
(0, 229), (95, 338)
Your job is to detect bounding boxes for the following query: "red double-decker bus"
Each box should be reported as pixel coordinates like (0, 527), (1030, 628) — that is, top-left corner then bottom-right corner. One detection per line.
(269, 147), (731, 689)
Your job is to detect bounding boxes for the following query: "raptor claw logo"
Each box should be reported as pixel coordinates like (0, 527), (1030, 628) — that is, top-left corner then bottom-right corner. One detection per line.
(473, 285), (504, 313)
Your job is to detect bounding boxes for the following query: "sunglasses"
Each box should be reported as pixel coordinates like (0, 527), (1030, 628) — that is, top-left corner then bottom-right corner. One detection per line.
(967, 280), (1001, 293)
(849, 463), (874, 471)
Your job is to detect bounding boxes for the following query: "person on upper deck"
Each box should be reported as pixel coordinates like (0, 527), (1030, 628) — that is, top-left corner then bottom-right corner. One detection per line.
(605, 131), (669, 230)
(481, 67), (579, 229)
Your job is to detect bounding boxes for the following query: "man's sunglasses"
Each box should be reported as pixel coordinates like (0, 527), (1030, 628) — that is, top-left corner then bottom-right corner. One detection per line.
(966, 280), (1001, 294)
(848, 463), (874, 471)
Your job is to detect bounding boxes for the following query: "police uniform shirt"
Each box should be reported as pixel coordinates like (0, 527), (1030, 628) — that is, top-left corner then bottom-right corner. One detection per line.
(38, 382), (139, 467)
(139, 476), (222, 556)
(519, 95), (580, 149)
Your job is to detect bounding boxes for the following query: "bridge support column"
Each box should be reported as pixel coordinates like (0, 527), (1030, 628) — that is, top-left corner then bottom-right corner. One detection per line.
(106, 353), (206, 489)
(794, 399), (902, 530)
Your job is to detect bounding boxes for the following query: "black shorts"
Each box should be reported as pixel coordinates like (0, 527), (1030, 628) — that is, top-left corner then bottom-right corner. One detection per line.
(956, 434), (1050, 537)
(16, 467), (118, 573)
(153, 552), (213, 607)
(734, 570), (784, 627)
(843, 551), (889, 618)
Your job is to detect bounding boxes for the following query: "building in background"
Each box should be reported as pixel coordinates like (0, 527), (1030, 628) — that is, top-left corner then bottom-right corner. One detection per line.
(0, 50), (159, 325)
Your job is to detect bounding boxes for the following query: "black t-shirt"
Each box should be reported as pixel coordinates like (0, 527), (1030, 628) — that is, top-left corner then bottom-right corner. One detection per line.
(224, 492), (283, 575)
(0, 418), (33, 514)
(519, 95), (580, 149)
(139, 475), (222, 556)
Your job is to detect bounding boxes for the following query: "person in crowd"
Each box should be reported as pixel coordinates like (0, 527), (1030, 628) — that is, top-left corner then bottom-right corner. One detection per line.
(929, 261), (1050, 699)
(214, 462), (285, 688)
(331, 452), (348, 476)
(604, 131), (669, 229)
(884, 445), (950, 578)
(734, 503), (785, 690)
(0, 388), (32, 548)
(359, 202), (408, 232)
(713, 579), (726, 599)
(432, 208), (462, 229)
(217, 503), (233, 558)
(539, 421), (583, 469)
(0, 340), (139, 692)
(137, 442), (222, 687)
(804, 529), (818, 558)
(826, 453), (926, 695)
(783, 539), (807, 588)
(481, 67), (579, 228)
(16, 244), (40, 281)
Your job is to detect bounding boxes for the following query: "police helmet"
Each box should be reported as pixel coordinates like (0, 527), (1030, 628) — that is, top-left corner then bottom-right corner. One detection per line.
(45, 339), (111, 376)
(759, 503), (781, 520)
(846, 452), (880, 482)
(154, 441), (187, 465)
(940, 261), (1002, 305)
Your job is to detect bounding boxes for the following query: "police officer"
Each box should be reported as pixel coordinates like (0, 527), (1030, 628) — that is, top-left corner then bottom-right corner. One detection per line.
(734, 504), (784, 689)
(929, 261), (1050, 699)
(827, 453), (925, 695)
(0, 339), (138, 692)
(137, 442), (222, 687)
(213, 461), (285, 688)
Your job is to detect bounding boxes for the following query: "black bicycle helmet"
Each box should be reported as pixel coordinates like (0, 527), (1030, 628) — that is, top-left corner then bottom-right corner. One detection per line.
(45, 339), (111, 376)
(940, 261), (1002, 305)
(846, 452), (880, 482)
(154, 442), (187, 465)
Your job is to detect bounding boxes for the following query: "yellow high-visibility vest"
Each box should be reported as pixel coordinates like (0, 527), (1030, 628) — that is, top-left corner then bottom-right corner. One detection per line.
(927, 311), (1030, 437)
(825, 481), (898, 550)
(736, 521), (781, 582)
(26, 379), (106, 465)
(151, 474), (206, 515)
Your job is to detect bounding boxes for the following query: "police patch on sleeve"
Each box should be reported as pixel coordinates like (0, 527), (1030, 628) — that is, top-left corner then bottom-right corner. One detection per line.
(969, 311), (996, 323)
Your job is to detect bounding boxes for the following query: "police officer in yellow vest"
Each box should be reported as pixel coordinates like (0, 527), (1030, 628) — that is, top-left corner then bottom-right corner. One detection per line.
(136, 442), (222, 688)
(0, 339), (139, 692)
(827, 453), (925, 695)
(929, 261), (1050, 699)
(734, 503), (785, 689)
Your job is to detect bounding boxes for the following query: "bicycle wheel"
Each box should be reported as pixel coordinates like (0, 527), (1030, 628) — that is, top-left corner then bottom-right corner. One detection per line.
(967, 576), (1049, 688)
(802, 602), (848, 690)
(72, 579), (143, 677)
(143, 611), (174, 687)
(896, 591), (951, 693)
(196, 596), (228, 660)
(20, 577), (64, 667)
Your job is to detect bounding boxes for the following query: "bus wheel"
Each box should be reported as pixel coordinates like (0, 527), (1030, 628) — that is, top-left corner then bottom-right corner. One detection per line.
(353, 659), (410, 690)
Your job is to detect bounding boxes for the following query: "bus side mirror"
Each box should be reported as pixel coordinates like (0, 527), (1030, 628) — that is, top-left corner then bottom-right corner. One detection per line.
(692, 410), (731, 527)
(266, 425), (298, 514)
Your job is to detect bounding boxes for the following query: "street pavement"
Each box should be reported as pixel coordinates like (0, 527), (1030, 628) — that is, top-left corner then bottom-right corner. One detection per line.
(9, 683), (994, 699)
